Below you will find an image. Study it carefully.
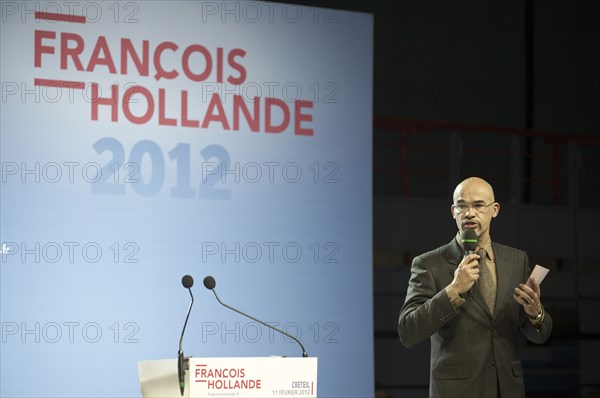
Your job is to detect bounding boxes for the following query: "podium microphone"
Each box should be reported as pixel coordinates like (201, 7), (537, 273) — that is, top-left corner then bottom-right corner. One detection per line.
(178, 274), (194, 396)
(461, 229), (478, 256)
(203, 275), (308, 358)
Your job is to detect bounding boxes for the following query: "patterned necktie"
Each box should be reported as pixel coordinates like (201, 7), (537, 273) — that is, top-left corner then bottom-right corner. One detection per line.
(478, 248), (496, 314)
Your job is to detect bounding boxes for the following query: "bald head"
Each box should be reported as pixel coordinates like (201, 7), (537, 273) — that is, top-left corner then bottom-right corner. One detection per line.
(453, 177), (495, 204)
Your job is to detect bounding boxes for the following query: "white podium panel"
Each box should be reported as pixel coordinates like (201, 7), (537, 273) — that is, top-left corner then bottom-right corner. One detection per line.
(139, 357), (317, 398)
(138, 358), (189, 398)
(190, 357), (317, 398)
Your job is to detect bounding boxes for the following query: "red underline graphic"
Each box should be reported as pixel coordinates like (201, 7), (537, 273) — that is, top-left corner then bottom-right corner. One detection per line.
(34, 79), (85, 89)
(35, 11), (86, 24)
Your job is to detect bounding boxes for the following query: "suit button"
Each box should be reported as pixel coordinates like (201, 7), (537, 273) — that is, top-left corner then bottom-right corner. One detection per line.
(489, 364), (496, 369)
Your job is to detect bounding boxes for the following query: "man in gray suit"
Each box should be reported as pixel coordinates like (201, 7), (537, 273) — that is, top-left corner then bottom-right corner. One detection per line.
(398, 177), (552, 398)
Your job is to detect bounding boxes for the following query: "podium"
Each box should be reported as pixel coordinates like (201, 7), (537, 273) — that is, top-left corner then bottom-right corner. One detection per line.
(138, 357), (318, 398)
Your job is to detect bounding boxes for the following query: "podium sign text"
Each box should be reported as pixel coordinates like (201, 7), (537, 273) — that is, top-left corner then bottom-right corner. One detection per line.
(189, 357), (317, 398)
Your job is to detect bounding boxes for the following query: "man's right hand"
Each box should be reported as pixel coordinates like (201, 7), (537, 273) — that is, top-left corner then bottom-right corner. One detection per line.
(449, 253), (480, 295)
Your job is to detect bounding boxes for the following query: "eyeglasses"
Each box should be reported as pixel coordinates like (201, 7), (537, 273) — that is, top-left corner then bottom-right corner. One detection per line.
(452, 202), (495, 213)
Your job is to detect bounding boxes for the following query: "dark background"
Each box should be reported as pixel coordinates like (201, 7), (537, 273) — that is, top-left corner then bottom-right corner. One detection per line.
(273, 1), (600, 397)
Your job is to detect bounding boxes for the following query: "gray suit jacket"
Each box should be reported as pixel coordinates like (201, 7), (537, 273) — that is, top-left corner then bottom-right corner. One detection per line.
(398, 239), (552, 398)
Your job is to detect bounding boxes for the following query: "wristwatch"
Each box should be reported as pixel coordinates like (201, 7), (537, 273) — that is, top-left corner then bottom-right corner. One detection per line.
(529, 307), (543, 323)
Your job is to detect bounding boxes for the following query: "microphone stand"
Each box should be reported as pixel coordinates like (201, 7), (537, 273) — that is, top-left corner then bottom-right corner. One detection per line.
(178, 286), (194, 396)
(209, 287), (308, 358)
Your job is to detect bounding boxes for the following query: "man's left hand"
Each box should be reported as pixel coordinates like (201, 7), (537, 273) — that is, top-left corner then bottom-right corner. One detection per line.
(513, 278), (542, 318)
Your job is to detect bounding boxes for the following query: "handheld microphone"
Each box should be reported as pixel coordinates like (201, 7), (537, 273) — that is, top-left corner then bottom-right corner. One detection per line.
(178, 275), (194, 396)
(203, 275), (308, 358)
(461, 229), (478, 256)
(461, 230), (479, 292)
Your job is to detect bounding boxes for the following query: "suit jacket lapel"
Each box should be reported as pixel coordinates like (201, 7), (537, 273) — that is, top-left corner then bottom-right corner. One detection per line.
(492, 242), (512, 319)
(443, 239), (463, 285)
